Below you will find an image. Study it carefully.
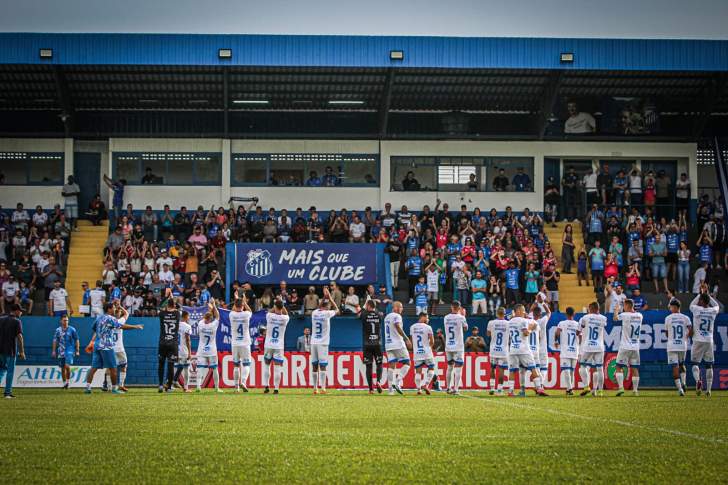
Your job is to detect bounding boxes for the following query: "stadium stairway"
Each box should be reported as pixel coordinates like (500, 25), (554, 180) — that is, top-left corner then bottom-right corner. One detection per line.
(65, 220), (108, 316)
(543, 222), (595, 312)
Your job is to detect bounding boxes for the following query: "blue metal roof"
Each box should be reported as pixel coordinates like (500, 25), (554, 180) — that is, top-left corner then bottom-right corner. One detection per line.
(0, 33), (727, 71)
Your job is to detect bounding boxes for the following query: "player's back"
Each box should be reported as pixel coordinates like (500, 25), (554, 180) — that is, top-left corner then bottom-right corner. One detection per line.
(617, 311), (643, 351)
(537, 316), (549, 354)
(158, 310), (180, 345)
(229, 310), (252, 347)
(487, 319), (509, 357)
(580, 314), (607, 352)
(197, 319), (219, 355)
(665, 313), (690, 351)
(359, 310), (382, 346)
(178, 321), (192, 350)
(410, 322), (434, 360)
(383, 312), (405, 350)
(443, 313), (467, 351)
(690, 303), (718, 343)
(527, 318), (540, 354)
(89, 289), (104, 307)
(558, 319), (580, 359)
(311, 309), (335, 346)
(508, 317), (530, 354)
(265, 312), (290, 349)
(113, 318), (125, 352)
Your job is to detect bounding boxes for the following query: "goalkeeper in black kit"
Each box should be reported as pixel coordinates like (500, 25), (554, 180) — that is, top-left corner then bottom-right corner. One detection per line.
(357, 300), (385, 394)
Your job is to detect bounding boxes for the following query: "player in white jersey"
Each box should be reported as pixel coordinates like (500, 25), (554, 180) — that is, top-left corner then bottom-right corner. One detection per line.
(262, 298), (290, 394)
(111, 305), (131, 392)
(89, 281), (106, 317)
(506, 304), (546, 396)
(524, 306), (549, 395)
(229, 291), (253, 393)
(383, 302), (411, 395)
(486, 307), (510, 396)
(172, 310), (193, 392)
(578, 301), (608, 396)
(310, 286), (339, 395)
(613, 299), (644, 396)
(663, 299), (693, 396)
(554, 307), (581, 395)
(443, 300), (469, 395)
(689, 285), (719, 396)
(410, 313), (435, 395)
(196, 299), (223, 392)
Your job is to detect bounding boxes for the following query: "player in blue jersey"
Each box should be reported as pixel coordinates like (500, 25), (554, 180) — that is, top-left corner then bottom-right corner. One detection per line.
(51, 315), (79, 389)
(85, 302), (143, 394)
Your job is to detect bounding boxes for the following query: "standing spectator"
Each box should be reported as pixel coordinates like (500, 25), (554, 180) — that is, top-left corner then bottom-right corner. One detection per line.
(561, 225), (576, 274)
(677, 241), (691, 293)
(61, 175), (80, 232)
(631, 288), (648, 312)
(655, 169), (672, 218)
(464, 173), (479, 191)
(425, 263), (440, 315)
(613, 169), (629, 206)
(649, 233), (669, 294)
(49, 280), (73, 317)
(561, 165), (580, 222)
(402, 171), (420, 191)
(492, 169), (509, 191)
(297, 327), (311, 352)
(41, 256), (64, 315)
(102, 174), (126, 223)
(464, 326), (486, 353)
(524, 263), (540, 304)
(205, 269), (224, 302)
(504, 261), (520, 308)
(543, 177), (559, 226)
(433, 328), (446, 352)
(142, 206), (158, 242)
(414, 276), (428, 315)
(596, 165), (614, 206)
(373, 283), (392, 314)
(588, 240), (606, 290)
(405, 248), (423, 304)
(586, 203), (604, 247)
(328, 282), (343, 310)
(543, 263), (560, 313)
(0, 304), (25, 398)
(628, 163), (643, 210)
(159, 205), (174, 241)
(583, 163), (599, 206)
(303, 286), (319, 315)
(624, 263), (641, 298)
(455, 266), (471, 307)
(675, 173), (691, 220)
(512, 167), (532, 192)
(470, 270), (488, 315)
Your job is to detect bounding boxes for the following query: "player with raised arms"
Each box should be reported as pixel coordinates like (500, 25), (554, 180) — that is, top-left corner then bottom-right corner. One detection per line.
(579, 301), (607, 396)
(506, 304), (545, 396)
(443, 300), (469, 395)
(486, 307), (510, 396)
(689, 283), (719, 396)
(229, 290), (253, 393)
(158, 290), (181, 393)
(410, 313), (435, 395)
(383, 301), (411, 395)
(526, 306), (549, 396)
(663, 299), (692, 396)
(533, 301), (551, 385)
(263, 297), (289, 394)
(311, 286), (339, 395)
(196, 299), (222, 393)
(613, 299), (644, 396)
(356, 299), (385, 394)
(554, 306), (581, 395)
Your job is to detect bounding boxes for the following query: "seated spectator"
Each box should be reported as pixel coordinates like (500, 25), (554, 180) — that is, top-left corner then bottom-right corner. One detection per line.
(141, 167), (157, 184)
(402, 171), (420, 191)
(1, 273), (20, 315)
(11, 203), (30, 235)
(321, 166), (339, 186)
(306, 171), (321, 186)
(344, 286), (360, 314)
(349, 216), (366, 243)
(631, 288), (648, 312)
(141, 290), (158, 316)
(32, 205), (48, 234)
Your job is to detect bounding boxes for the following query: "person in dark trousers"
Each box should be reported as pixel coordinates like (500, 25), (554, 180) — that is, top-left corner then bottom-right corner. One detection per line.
(158, 289), (181, 393)
(0, 304), (25, 398)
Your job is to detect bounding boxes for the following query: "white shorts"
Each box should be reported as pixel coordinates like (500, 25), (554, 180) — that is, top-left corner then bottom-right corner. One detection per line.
(560, 357), (577, 370)
(386, 348), (410, 364)
(490, 356), (509, 369)
(539, 352), (548, 369)
(414, 357), (436, 369)
(509, 353), (537, 371)
(416, 306), (428, 315)
(667, 351), (686, 367)
(264, 348), (284, 364)
(691, 341), (715, 364)
(616, 349), (640, 368)
(175, 358), (190, 368)
(115, 350), (127, 366)
(90, 306), (104, 317)
(196, 355), (219, 368)
(232, 345), (252, 366)
(549, 291), (559, 302)
(311, 344), (329, 367)
(279, 236), (290, 242)
(64, 203), (78, 219)
(582, 351), (604, 368)
(446, 350), (465, 365)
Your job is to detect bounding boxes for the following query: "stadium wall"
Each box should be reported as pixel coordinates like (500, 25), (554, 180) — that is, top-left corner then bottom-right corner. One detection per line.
(17, 313), (727, 387)
(0, 138), (697, 213)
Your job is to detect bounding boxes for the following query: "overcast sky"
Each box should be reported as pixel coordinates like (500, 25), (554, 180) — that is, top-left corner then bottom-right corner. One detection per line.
(0, 0), (726, 39)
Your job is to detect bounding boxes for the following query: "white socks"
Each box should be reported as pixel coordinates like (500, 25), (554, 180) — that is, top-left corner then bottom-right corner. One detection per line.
(616, 371), (625, 390)
(240, 366), (250, 388)
(679, 371), (686, 387)
(519, 372), (526, 391)
(105, 375), (111, 388)
(388, 369), (395, 390)
(212, 369), (220, 390)
(533, 377), (542, 390)
(182, 366), (189, 390)
(632, 376), (639, 392)
(490, 377), (495, 390)
(424, 369), (435, 388)
(312, 370), (319, 390)
(273, 366), (282, 390)
(119, 371), (126, 387)
(706, 369), (713, 391)
(579, 366), (590, 389)
(234, 368), (240, 389)
(674, 378), (682, 391)
(563, 370), (572, 390)
(414, 371), (421, 389)
(692, 365), (701, 383)
(319, 370), (326, 392)
(86, 382), (91, 390)
(446, 365), (454, 389)
(453, 367), (463, 391)
(397, 365), (410, 385)
(261, 365), (271, 388)
(197, 367), (208, 389)
(596, 367), (605, 391)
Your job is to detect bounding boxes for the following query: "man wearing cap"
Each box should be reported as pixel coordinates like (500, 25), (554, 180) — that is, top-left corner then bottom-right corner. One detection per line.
(433, 328), (446, 352)
(373, 284), (392, 313)
(2, 274), (20, 316)
(464, 326), (486, 353)
(105, 226), (125, 257)
(142, 206), (158, 242)
(512, 167), (532, 192)
(61, 175), (81, 232)
(0, 303), (25, 398)
(597, 165), (614, 206)
(16, 261), (37, 298)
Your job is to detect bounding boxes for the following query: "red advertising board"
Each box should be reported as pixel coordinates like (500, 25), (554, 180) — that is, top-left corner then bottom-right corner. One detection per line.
(190, 351), (633, 390)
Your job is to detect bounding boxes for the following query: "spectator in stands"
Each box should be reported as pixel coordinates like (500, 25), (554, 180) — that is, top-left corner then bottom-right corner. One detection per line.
(631, 288), (648, 312)
(104, 226), (124, 258)
(471, 270), (488, 315)
(54, 214), (71, 253)
(604, 279), (626, 313)
(677, 241), (691, 293)
(586, 203), (604, 246)
(306, 171), (321, 186)
(103, 174), (126, 222)
(141, 167), (156, 184)
(433, 328), (445, 352)
(492, 169), (509, 192)
(655, 169), (672, 218)
(649, 233), (668, 293)
(205, 269), (224, 302)
(402, 171), (420, 191)
(464, 326), (486, 353)
(596, 165), (613, 206)
(405, 248), (423, 304)
(543, 263), (560, 312)
(61, 175), (80, 232)
(142, 206), (158, 242)
(344, 286), (359, 314)
(624, 263), (641, 298)
(307, 212), (324, 242)
(141, 290), (158, 317)
(210, 231), (227, 263)
(188, 226), (208, 258)
(149, 274), (166, 300)
(1, 274), (20, 316)
(41, 256), (63, 315)
(32, 205), (48, 235)
(512, 167), (532, 192)
(322, 166), (339, 186)
(173, 207), (192, 243)
(16, 262), (36, 297)
(11, 203), (30, 236)
(373, 284), (391, 313)
(328, 282), (343, 309)
(349, 215), (366, 243)
(11, 229), (27, 264)
(303, 286), (319, 315)
(465, 173), (479, 191)
(588, 240), (606, 290)
(504, 261), (520, 308)
(675, 173), (690, 219)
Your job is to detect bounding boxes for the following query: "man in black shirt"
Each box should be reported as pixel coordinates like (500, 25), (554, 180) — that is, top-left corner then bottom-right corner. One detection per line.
(456, 205), (472, 227)
(544, 177), (560, 227)
(596, 165), (614, 206)
(385, 238), (402, 290)
(418, 205), (438, 235)
(158, 290), (180, 392)
(434, 199), (454, 234)
(373, 284), (392, 314)
(402, 171), (420, 191)
(307, 213), (324, 242)
(173, 207), (191, 243)
(561, 165), (580, 222)
(492, 168), (509, 191)
(543, 263), (560, 313)
(357, 300), (384, 394)
(0, 304), (25, 398)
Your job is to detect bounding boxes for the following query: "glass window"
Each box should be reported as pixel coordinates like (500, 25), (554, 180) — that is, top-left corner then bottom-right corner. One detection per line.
(343, 156), (378, 185)
(195, 155), (220, 183)
(141, 153), (167, 182)
(116, 156), (140, 183)
(233, 156), (268, 185)
(270, 155), (305, 185)
(167, 154), (194, 185)
(0, 152), (28, 184)
(29, 155), (64, 183)
(486, 157), (534, 192)
(390, 157), (437, 191)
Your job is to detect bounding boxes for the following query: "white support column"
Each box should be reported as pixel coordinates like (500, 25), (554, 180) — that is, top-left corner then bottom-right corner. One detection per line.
(221, 138), (231, 205)
(64, 138), (74, 180)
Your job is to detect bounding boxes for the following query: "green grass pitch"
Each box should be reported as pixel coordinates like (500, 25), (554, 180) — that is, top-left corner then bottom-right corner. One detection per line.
(2, 389), (726, 483)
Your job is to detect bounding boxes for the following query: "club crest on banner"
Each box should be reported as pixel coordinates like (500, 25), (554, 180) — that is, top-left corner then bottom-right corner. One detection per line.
(245, 249), (273, 278)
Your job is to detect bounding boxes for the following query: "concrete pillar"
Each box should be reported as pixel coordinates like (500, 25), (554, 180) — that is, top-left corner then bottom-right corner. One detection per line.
(64, 138), (74, 180)
(221, 138), (231, 205)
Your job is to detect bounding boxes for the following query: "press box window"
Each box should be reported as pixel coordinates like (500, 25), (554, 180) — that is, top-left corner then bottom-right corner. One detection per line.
(0, 152), (64, 185)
